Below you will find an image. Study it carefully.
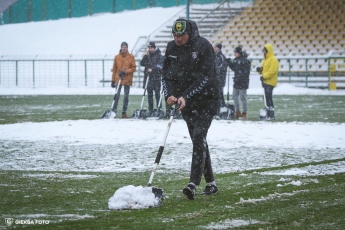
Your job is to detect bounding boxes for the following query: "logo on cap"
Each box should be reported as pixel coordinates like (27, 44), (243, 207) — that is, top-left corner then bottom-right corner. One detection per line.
(172, 21), (187, 35)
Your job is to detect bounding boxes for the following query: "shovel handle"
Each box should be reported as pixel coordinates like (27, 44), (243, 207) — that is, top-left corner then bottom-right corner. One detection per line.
(147, 106), (176, 187)
(155, 146), (164, 164)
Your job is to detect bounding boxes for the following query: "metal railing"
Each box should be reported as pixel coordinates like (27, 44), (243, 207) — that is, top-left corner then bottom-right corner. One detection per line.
(247, 54), (345, 89)
(1, 55), (344, 89)
(0, 57), (144, 88)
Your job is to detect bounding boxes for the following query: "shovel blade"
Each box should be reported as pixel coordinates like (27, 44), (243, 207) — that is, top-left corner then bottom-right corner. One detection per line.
(152, 187), (164, 205)
(132, 109), (148, 119)
(101, 109), (116, 119)
(259, 108), (267, 120)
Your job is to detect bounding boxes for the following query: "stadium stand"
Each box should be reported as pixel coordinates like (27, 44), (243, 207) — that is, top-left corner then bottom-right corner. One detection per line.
(211, 0), (345, 57)
(1, 0), (344, 89)
(135, 2), (247, 58)
(209, 0), (345, 89)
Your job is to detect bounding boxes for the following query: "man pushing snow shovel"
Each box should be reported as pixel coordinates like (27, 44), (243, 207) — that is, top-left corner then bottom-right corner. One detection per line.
(162, 19), (220, 200)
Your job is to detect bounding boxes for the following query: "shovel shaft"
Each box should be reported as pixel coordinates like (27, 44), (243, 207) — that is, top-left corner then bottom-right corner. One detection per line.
(147, 109), (175, 187)
(155, 146), (164, 164)
(263, 87), (267, 108)
(147, 164), (157, 187)
(140, 75), (150, 109)
(112, 79), (122, 110)
(157, 81), (164, 108)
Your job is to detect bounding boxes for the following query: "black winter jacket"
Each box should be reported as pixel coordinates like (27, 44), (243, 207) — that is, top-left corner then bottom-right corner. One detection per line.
(228, 53), (251, 89)
(162, 20), (219, 110)
(140, 48), (163, 88)
(214, 50), (227, 87)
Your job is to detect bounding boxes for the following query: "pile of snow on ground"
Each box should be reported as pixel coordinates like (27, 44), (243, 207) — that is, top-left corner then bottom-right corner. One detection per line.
(108, 185), (160, 210)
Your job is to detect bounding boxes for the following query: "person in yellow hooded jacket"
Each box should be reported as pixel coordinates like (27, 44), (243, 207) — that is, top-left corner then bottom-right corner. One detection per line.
(111, 42), (136, 118)
(257, 44), (279, 120)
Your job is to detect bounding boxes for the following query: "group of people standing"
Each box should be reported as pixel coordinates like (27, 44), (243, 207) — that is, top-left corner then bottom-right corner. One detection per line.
(213, 43), (251, 120)
(110, 38), (278, 122)
(110, 19), (279, 200)
(111, 41), (170, 118)
(213, 42), (279, 122)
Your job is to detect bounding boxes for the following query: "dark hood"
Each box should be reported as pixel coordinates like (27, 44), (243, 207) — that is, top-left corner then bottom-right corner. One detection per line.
(149, 48), (161, 57)
(154, 48), (161, 56)
(187, 20), (200, 41)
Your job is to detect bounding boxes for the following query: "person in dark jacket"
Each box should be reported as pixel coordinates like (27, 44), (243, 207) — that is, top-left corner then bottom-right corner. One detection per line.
(140, 42), (164, 115)
(227, 46), (251, 120)
(213, 42), (228, 118)
(162, 18), (219, 200)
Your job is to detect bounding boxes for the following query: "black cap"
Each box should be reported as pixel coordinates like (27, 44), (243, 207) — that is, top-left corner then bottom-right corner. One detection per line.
(234, 46), (242, 54)
(148, 42), (156, 48)
(121, 42), (128, 48)
(215, 42), (222, 50)
(172, 19), (191, 35)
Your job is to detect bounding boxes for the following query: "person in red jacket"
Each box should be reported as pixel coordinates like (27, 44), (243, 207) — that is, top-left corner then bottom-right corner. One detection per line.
(111, 42), (136, 118)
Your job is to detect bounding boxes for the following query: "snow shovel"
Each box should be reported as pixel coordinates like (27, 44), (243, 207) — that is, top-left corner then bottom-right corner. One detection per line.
(259, 86), (268, 120)
(101, 78), (122, 119)
(147, 106), (176, 204)
(218, 67), (235, 120)
(150, 82), (165, 118)
(107, 106), (177, 209)
(132, 75), (150, 119)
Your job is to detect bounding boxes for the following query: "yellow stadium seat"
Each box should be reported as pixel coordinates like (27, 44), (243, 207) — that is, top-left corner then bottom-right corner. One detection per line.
(209, 0), (344, 57)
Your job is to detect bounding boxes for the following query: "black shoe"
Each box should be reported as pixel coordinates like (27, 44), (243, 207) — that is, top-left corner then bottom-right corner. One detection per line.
(183, 183), (196, 200)
(201, 184), (218, 195)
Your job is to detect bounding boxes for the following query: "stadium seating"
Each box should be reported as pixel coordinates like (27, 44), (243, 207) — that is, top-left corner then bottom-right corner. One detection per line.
(211, 0), (345, 58)
(209, 0), (345, 88)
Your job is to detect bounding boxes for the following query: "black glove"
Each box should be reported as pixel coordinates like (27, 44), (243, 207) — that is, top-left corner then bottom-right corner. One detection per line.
(256, 67), (263, 74)
(119, 71), (126, 79)
(111, 82), (116, 88)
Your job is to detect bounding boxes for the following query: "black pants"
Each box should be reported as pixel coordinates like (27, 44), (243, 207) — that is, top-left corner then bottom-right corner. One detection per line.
(263, 83), (274, 108)
(147, 82), (161, 111)
(112, 84), (130, 113)
(182, 103), (217, 185)
(217, 85), (225, 115)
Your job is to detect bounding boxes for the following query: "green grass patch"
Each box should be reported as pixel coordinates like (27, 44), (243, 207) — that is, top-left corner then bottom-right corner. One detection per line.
(1, 163), (344, 229)
(1, 94), (345, 229)
(1, 95), (345, 124)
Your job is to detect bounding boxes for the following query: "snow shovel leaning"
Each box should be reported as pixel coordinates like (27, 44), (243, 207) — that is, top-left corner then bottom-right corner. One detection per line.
(101, 78), (122, 119)
(132, 75), (150, 119)
(218, 67), (235, 120)
(259, 86), (268, 120)
(150, 82), (165, 119)
(147, 106), (176, 204)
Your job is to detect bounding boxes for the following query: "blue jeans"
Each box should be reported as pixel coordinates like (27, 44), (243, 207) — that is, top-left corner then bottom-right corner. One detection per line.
(232, 88), (247, 112)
